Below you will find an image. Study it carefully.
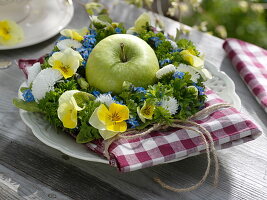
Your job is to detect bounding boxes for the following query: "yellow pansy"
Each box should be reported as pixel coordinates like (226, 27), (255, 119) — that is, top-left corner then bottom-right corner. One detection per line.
(89, 103), (129, 140)
(60, 27), (88, 42)
(57, 90), (83, 129)
(48, 48), (83, 79)
(137, 101), (155, 123)
(0, 20), (24, 46)
(180, 50), (204, 69)
(127, 13), (150, 34)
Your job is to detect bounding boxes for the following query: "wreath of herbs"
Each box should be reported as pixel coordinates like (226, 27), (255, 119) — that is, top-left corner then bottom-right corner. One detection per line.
(14, 14), (208, 144)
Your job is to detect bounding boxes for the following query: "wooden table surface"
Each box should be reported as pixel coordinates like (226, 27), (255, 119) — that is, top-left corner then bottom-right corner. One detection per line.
(1, 1), (267, 199)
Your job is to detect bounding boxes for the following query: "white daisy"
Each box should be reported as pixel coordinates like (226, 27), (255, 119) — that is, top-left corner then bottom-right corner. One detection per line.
(160, 96), (179, 115)
(177, 64), (200, 82)
(95, 93), (115, 107)
(156, 64), (176, 79)
(56, 39), (82, 51)
(27, 62), (41, 86)
(32, 68), (63, 101)
(166, 39), (178, 49)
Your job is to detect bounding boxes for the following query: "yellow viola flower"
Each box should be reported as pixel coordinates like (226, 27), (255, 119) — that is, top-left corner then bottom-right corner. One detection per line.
(57, 90), (84, 129)
(89, 103), (129, 140)
(180, 50), (204, 69)
(0, 20), (24, 46)
(48, 48), (83, 79)
(60, 27), (88, 42)
(137, 101), (155, 123)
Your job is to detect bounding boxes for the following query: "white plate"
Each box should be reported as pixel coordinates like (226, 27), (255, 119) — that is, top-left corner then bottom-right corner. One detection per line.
(18, 61), (241, 164)
(0, 0), (74, 50)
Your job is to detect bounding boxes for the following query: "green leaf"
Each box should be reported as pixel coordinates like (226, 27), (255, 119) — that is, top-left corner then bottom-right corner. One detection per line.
(78, 101), (101, 123)
(176, 39), (200, 56)
(73, 92), (95, 108)
(97, 15), (112, 24)
(52, 46), (59, 52)
(135, 121), (152, 130)
(13, 98), (43, 113)
(20, 87), (29, 93)
(76, 122), (100, 143)
(153, 106), (173, 125)
(40, 56), (51, 69)
(77, 77), (89, 90)
(37, 90), (62, 128)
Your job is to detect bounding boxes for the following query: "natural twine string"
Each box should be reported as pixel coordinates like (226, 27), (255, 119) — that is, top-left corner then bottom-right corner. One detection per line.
(103, 103), (231, 192)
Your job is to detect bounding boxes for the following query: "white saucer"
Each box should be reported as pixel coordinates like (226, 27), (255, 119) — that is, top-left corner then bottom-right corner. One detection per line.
(0, 0), (74, 50)
(18, 61), (241, 164)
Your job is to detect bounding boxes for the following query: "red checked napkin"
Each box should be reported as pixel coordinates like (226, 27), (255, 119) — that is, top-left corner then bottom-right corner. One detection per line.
(17, 57), (45, 79)
(223, 38), (267, 112)
(86, 90), (262, 172)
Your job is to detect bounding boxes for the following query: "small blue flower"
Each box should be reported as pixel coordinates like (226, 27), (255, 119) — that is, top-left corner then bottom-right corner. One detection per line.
(80, 60), (87, 68)
(115, 27), (122, 33)
(77, 47), (89, 58)
(127, 118), (140, 128)
(77, 46), (87, 54)
(199, 100), (205, 110)
(77, 47), (92, 67)
(111, 96), (124, 105)
(197, 86), (205, 95)
(173, 71), (185, 79)
(82, 35), (96, 48)
(133, 87), (146, 94)
(159, 58), (172, 67)
(22, 89), (35, 102)
(149, 37), (160, 41)
(132, 32), (139, 36)
(171, 48), (182, 53)
(92, 91), (101, 97)
(148, 37), (162, 48)
(193, 83), (205, 95)
(89, 29), (97, 36)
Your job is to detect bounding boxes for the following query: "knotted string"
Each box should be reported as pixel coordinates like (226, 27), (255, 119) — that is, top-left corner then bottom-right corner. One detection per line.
(103, 103), (231, 192)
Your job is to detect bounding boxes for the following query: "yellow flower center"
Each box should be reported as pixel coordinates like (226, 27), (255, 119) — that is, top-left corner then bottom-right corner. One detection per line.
(53, 60), (73, 79)
(142, 105), (153, 116)
(0, 21), (11, 41)
(137, 101), (155, 122)
(110, 111), (122, 122)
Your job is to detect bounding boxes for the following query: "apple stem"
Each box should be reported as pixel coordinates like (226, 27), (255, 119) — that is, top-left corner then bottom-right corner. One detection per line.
(120, 43), (127, 62)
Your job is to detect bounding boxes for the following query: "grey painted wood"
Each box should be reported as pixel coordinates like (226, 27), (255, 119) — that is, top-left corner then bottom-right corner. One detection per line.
(0, 164), (72, 200)
(1, 0), (267, 199)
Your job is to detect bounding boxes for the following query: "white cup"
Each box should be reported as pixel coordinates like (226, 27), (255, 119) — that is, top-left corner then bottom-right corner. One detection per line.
(0, 0), (30, 22)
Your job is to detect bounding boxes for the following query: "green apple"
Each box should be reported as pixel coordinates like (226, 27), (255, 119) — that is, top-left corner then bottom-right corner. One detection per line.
(86, 34), (159, 94)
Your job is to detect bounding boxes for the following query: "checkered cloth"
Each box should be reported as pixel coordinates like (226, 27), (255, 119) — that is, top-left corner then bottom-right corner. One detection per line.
(17, 57), (45, 79)
(223, 38), (267, 112)
(17, 57), (262, 173)
(86, 90), (262, 172)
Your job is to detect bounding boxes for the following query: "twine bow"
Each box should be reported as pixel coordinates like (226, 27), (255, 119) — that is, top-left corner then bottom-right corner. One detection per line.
(103, 103), (231, 192)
